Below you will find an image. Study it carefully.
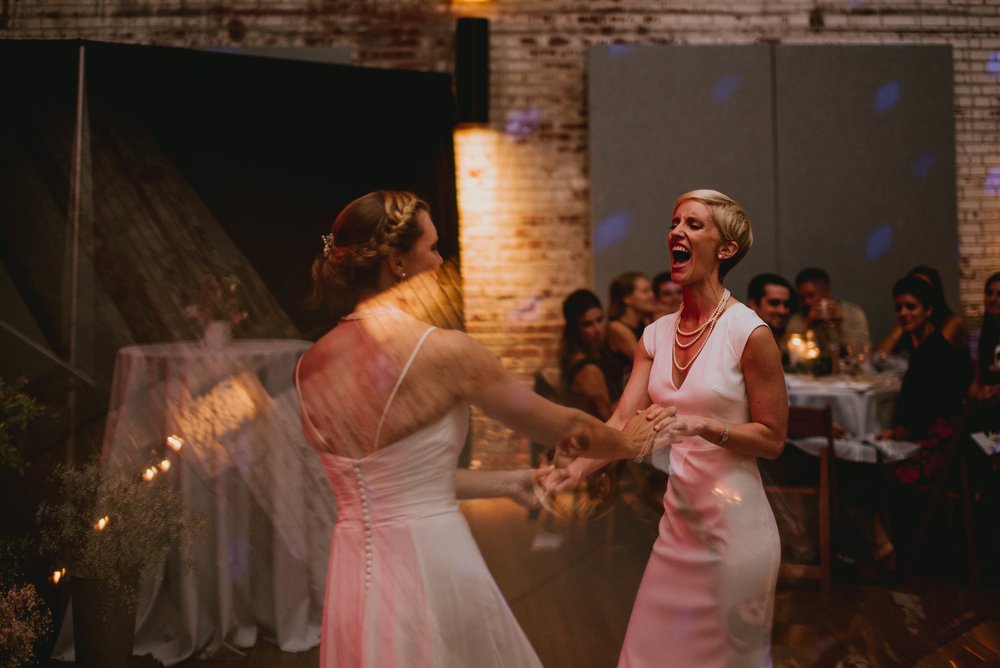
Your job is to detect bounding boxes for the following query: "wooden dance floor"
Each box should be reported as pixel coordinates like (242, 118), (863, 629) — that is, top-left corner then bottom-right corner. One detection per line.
(57, 488), (1000, 668)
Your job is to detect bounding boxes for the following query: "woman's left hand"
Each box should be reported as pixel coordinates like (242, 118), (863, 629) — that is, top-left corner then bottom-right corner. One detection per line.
(642, 405), (706, 442)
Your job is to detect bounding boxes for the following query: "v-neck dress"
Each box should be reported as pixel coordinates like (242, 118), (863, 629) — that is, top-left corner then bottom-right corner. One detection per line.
(619, 304), (780, 668)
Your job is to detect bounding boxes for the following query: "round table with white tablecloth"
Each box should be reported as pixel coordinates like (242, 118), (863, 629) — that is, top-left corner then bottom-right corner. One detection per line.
(785, 374), (919, 463)
(54, 339), (335, 665)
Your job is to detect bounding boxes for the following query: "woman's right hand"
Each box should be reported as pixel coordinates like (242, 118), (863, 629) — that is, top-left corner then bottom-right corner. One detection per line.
(624, 405), (669, 457)
(536, 459), (584, 495)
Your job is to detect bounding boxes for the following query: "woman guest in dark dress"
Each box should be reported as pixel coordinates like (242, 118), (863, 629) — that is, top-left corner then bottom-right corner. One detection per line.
(559, 289), (622, 420)
(606, 272), (657, 387)
(877, 265), (969, 356)
(969, 271), (1000, 432)
(871, 275), (973, 565)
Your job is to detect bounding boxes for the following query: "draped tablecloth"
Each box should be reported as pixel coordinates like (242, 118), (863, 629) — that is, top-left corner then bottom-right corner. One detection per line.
(785, 374), (917, 463)
(54, 339), (335, 665)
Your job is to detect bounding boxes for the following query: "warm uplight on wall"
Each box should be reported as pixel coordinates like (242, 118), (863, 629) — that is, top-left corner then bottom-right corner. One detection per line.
(455, 126), (499, 225)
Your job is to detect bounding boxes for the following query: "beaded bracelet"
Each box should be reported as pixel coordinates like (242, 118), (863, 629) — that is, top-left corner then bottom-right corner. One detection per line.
(717, 420), (730, 445)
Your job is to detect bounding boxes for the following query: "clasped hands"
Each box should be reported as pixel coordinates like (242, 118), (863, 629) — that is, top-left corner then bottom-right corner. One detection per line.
(536, 405), (702, 494)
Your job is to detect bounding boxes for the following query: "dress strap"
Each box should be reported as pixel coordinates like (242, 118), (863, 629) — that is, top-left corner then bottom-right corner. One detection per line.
(294, 355), (333, 450)
(374, 326), (437, 448)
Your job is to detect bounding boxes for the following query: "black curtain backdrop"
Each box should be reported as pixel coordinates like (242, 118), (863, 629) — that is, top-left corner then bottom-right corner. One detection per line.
(0, 39), (459, 392)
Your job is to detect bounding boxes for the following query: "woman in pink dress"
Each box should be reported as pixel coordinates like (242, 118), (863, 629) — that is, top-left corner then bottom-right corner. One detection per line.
(543, 189), (787, 667)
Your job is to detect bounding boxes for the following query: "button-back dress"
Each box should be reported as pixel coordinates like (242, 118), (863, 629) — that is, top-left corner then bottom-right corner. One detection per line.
(296, 326), (543, 667)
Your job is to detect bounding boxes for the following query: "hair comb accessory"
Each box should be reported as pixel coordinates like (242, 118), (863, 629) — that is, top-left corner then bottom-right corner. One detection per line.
(322, 233), (336, 257)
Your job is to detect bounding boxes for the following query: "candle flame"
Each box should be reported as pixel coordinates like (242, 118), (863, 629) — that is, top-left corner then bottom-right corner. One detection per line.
(51, 568), (65, 584)
(166, 435), (184, 451)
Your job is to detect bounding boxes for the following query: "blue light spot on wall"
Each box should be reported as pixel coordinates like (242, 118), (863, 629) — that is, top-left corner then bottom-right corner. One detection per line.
(874, 81), (902, 114)
(595, 210), (632, 252)
(912, 150), (938, 181)
(988, 51), (1000, 75)
(712, 74), (742, 102)
(986, 166), (1000, 196)
(866, 225), (894, 261)
(507, 294), (543, 324)
(607, 44), (635, 58)
(505, 107), (541, 138)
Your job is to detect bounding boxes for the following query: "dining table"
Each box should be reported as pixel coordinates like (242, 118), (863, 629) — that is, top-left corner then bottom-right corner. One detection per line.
(784, 372), (919, 463)
(53, 338), (336, 665)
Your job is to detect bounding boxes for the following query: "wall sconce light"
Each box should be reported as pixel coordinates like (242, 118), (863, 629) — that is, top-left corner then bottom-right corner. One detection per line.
(455, 17), (489, 125)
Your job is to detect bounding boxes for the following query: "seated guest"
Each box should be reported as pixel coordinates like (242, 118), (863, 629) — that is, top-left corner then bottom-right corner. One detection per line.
(877, 265), (969, 356)
(605, 271), (656, 386)
(969, 271), (1000, 430)
(650, 271), (682, 321)
(788, 267), (872, 357)
(558, 289), (621, 420)
(747, 273), (795, 354)
(870, 276), (973, 567)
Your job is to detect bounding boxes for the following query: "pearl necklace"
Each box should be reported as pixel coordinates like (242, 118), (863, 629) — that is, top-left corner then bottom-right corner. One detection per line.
(675, 289), (730, 339)
(672, 290), (730, 372)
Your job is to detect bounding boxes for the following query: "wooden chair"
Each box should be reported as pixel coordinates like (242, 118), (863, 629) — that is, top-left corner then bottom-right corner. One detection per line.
(903, 406), (996, 587)
(764, 404), (835, 595)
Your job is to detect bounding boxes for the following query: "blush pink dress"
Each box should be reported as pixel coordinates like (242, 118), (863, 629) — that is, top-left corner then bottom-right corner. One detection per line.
(296, 327), (543, 668)
(619, 304), (780, 668)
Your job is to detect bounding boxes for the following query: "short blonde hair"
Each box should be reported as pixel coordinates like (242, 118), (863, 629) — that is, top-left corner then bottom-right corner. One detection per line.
(674, 189), (752, 278)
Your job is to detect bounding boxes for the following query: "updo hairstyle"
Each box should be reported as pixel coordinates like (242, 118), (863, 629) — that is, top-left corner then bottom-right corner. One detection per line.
(307, 190), (429, 319)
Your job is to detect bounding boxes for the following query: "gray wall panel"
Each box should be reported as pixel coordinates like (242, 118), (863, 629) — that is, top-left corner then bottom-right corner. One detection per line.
(774, 45), (956, 342)
(589, 44), (957, 345)
(589, 45), (776, 306)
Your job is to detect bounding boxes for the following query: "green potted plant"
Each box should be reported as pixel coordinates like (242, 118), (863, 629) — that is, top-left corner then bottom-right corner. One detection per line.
(0, 540), (51, 668)
(0, 379), (52, 667)
(37, 457), (199, 668)
(0, 377), (47, 475)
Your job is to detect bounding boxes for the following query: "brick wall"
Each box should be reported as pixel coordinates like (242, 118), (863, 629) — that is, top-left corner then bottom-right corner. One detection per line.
(4, 0), (999, 466)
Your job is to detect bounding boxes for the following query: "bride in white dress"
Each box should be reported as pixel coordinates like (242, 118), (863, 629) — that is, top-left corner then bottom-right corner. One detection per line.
(295, 190), (655, 667)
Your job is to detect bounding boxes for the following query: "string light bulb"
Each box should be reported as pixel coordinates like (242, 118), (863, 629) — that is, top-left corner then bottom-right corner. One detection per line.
(166, 435), (184, 451)
(94, 515), (109, 531)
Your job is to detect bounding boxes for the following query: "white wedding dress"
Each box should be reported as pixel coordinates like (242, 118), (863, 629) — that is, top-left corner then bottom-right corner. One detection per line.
(296, 326), (542, 667)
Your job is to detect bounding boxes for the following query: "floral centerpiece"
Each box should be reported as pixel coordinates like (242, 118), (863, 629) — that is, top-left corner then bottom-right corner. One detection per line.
(184, 273), (249, 345)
